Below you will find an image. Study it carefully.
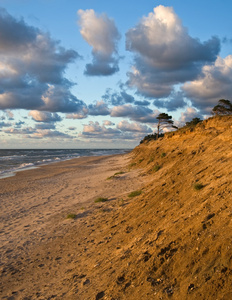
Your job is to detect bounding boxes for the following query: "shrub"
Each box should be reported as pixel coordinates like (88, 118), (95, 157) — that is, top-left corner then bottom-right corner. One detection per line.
(67, 213), (77, 219)
(129, 162), (136, 168)
(148, 157), (154, 164)
(107, 171), (125, 180)
(153, 165), (161, 172)
(193, 183), (204, 190)
(161, 152), (166, 158)
(114, 171), (125, 175)
(95, 197), (108, 203)
(128, 190), (142, 197)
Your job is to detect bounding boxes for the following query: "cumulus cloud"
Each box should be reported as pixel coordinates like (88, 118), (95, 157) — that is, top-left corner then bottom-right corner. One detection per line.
(14, 121), (25, 128)
(0, 8), (84, 113)
(81, 121), (121, 139)
(78, 9), (120, 76)
(35, 123), (56, 130)
(153, 91), (187, 111)
(102, 88), (135, 106)
(3, 127), (36, 135)
(134, 100), (150, 106)
(88, 100), (110, 116)
(66, 107), (89, 120)
(126, 5), (220, 99)
(66, 101), (110, 119)
(80, 120), (150, 141)
(3, 126), (73, 139)
(29, 110), (62, 122)
(117, 120), (152, 133)
(176, 107), (203, 127)
(32, 130), (73, 139)
(103, 120), (115, 126)
(111, 104), (159, 123)
(0, 121), (11, 128)
(183, 55), (232, 112)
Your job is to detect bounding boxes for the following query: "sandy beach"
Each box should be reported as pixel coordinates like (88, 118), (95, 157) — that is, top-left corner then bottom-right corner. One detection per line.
(0, 153), (146, 299)
(1, 117), (232, 299)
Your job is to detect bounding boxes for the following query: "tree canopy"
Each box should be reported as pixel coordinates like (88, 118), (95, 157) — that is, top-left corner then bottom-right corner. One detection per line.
(156, 113), (177, 137)
(212, 99), (232, 115)
(185, 117), (202, 127)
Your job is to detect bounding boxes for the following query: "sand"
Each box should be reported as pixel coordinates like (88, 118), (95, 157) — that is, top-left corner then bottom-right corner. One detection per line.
(0, 153), (146, 299)
(1, 116), (232, 300)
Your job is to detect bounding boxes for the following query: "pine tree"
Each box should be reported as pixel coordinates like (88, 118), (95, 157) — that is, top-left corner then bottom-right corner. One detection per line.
(156, 113), (177, 137)
(212, 99), (232, 115)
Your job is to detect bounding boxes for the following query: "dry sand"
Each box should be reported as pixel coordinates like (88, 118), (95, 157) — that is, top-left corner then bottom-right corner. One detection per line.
(0, 153), (146, 300)
(1, 116), (232, 300)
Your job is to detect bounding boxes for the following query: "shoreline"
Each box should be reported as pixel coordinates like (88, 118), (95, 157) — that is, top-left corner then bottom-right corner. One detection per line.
(0, 152), (145, 299)
(0, 149), (131, 180)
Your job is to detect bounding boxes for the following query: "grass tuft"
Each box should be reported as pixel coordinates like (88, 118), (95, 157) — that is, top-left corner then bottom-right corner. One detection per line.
(94, 197), (108, 203)
(128, 190), (142, 198)
(193, 183), (204, 190)
(114, 171), (125, 176)
(107, 171), (126, 180)
(67, 213), (77, 219)
(153, 165), (161, 172)
(129, 163), (136, 168)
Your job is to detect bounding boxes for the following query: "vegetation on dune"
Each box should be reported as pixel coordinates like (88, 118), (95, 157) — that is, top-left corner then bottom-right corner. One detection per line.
(185, 117), (202, 127)
(66, 213), (77, 219)
(156, 113), (178, 138)
(212, 99), (232, 115)
(94, 197), (108, 203)
(140, 99), (232, 144)
(128, 190), (142, 197)
(153, 165), (161, 172)
(193, 182), (204, 190)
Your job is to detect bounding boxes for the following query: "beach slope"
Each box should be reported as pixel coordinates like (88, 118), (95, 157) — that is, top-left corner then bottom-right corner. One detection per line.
(1, 115), (232, 299)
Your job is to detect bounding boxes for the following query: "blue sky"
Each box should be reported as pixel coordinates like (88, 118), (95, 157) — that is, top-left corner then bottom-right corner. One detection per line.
(0, 0), (232, 148)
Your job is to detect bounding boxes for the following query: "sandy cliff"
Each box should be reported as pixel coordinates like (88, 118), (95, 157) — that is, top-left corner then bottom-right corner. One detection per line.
(1, 115), (231, 300)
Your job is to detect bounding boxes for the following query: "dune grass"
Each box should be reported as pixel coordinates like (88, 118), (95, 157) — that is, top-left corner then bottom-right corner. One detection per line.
(128, 190), (142, 198)
(66, 213), (77, 219)
(153, 165), (161, 172)
(94, 197), (108, 203)
(193, 183), (204, 190)
(107, 171), (125, 180)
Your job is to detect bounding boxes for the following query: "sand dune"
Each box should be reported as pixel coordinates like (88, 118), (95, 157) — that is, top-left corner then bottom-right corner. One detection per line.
(0, 115), (232, 299)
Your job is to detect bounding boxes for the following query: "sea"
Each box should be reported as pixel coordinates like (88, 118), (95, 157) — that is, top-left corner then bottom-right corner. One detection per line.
(0, 149), (130, 179)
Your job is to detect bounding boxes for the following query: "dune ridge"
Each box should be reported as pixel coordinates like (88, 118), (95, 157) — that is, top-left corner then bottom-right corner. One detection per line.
(0, 115), (232, 299)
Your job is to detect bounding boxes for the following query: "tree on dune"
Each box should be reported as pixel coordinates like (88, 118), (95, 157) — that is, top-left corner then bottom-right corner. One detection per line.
(156, 113), (177, 138)
(185, 117), (202, 127)
(212, 99), (232, 115)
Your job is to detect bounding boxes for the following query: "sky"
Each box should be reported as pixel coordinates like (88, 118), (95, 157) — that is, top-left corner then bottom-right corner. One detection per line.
(0, 0), (232, 149)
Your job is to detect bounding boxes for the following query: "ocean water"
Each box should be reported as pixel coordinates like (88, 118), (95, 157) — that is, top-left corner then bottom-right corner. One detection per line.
(0, 149), (130, 179)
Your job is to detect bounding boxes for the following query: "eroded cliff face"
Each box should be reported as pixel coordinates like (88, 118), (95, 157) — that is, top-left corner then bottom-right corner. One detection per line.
(72, 115), (232, 299)
(115, 115), (232, 299)
(1, 116), (231, 300)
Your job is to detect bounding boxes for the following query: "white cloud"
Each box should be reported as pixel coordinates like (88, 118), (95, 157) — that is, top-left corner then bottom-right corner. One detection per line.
(126, 5), (220, 99)
(103, 120), (115, 126)
(29, 110), (62, 122)
(117, 120), (152, 133)
(88, 100), (110, 116)
(80, 120), (149, 141)
(111, 104), (160, 123)
(178, 107), (203, 126)
(0, 8), (83, 113)
(78, 9), (120, 76)
(183, 55), (232, 112)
